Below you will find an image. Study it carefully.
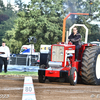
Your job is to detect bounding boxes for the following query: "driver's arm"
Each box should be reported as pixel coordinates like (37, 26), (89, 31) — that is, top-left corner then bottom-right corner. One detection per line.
(70, 34), (81, 42)
(68, 33), (73, 41)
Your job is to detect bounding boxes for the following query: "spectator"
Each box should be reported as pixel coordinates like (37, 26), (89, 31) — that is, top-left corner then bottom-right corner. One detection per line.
(0, 41), (10, 73)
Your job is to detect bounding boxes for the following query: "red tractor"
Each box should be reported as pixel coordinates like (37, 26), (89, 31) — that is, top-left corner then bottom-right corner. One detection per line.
(38, 13), (100, 85)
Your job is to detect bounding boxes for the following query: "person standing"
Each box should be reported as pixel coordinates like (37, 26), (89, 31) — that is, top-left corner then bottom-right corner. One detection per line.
(68, 27), (81, 61)
(0, 41), (10, 73)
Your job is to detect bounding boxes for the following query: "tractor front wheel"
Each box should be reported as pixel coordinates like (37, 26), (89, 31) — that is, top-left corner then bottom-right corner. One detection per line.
(69, 67), (77, 85)
(38, 74), (46, 83)
(39, 64), (46, 69)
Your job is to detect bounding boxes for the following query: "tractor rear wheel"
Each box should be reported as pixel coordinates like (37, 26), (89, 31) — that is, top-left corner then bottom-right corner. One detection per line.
(69, 67), (77, 85)
(82, 46), (100, 85)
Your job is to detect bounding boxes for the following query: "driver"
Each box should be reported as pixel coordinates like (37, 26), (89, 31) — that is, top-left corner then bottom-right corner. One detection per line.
(68, 27), (81, 61)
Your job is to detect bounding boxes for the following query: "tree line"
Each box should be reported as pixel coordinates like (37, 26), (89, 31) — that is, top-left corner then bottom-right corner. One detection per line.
(0, 0), (100, 54)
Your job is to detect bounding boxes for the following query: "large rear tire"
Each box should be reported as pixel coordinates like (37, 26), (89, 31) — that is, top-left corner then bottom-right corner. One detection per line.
(82, 46), (100, 85)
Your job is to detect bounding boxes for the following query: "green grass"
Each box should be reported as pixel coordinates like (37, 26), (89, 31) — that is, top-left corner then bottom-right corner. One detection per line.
(0, 71), (38, 76)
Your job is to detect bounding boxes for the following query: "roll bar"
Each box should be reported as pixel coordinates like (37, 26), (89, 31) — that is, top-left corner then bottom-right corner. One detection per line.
(62, 13), (89, 42)
(69, 24), (88, 43)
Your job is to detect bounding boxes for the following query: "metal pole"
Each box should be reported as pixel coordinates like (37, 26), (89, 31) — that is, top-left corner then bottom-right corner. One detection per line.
(31, 44), (32, 66)
(66, 31), (69, 44)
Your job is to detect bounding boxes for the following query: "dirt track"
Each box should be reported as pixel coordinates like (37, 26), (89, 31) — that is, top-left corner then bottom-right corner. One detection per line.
(0, 75), (100, 100)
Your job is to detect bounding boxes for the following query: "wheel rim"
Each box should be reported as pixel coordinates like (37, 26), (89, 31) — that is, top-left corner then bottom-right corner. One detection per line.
(74, 71), (77, 82)
(96, 54), (100, 79)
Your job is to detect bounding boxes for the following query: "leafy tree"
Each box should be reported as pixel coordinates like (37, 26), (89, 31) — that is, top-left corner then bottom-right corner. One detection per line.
(64, 0), (100, 42)
(0, 2), (17, 45)
(88, 24), (100, 42)
(4, 0), (64, 53)
(3, 0), (100, 53)
(15, 0), (27, 11)
(3, 26), (22, 54)
(0, 0), (5, 12)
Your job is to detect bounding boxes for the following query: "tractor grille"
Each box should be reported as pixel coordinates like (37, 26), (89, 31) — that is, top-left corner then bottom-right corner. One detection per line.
(52, 46), (64, 62)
